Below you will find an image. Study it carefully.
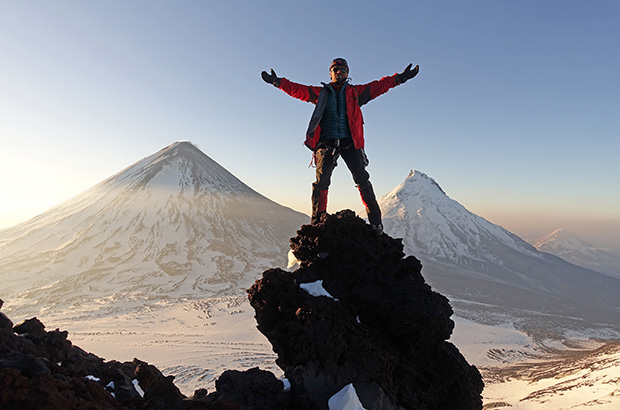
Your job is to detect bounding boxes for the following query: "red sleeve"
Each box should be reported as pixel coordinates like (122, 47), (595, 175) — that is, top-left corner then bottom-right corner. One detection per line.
(278, 78), (323, 104)
(353, 74), (400, 106)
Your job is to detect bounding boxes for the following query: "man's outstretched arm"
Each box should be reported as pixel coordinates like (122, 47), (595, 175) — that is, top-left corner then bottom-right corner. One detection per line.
(260, 68), (322, 104)
(354, 63), (419, 106)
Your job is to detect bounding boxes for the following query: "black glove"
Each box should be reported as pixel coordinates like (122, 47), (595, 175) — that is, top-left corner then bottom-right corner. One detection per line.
(261, 69), (279, 86)
(397, 63), (419, 83)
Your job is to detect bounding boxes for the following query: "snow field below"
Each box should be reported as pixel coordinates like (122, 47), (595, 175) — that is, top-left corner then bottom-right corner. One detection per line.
(38, 297), (620, 408)
(44, 296), (280, 395)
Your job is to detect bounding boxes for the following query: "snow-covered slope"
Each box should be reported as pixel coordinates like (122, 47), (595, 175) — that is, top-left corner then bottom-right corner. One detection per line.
(452, 318), (620, 409)
(533, 229), (620, 278)
(43, 295), (620, 409)
(482, 341), (620, 409)
(0, 141), (308, 317)
(380, 170), (620, 334)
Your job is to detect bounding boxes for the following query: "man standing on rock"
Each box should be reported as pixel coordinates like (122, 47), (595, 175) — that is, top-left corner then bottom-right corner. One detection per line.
(261, 58), (419, 235)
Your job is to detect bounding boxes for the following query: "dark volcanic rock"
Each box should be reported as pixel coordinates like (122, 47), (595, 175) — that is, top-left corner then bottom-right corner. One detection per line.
(248, 210), (484, 410)
(0, 366), (123, 410)
(14, 317), (46, 335)
(0, 299), (12, 330)
(213, 367), (288, 409)
(0, 313), (13, 330)
(0, 302), (231, 409)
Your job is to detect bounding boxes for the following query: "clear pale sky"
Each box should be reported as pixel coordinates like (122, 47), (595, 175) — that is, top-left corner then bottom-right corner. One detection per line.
(1, 1), (619, 250)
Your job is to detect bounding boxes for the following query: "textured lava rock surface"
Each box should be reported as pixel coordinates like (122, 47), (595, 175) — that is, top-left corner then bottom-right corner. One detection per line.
(248, 210), (484, 409)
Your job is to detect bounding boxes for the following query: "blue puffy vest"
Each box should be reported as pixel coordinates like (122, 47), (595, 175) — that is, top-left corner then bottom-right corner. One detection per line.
(319, 84), (352, 141)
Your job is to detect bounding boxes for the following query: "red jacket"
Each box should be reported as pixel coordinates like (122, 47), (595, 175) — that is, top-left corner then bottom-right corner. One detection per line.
(278, 74), (401, 150)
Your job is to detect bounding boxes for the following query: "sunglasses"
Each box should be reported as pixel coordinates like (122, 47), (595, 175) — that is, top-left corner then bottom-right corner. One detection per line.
(331, 66), (348, 73)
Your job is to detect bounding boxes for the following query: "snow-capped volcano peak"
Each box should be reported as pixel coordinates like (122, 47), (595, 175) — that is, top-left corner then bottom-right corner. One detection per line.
(402, 169), (446, 195)
(534, 228), (589, 251)
(380, 169), (620, 334)
(100, 141), (256, 195)
(0, 142), (308, 316)
(380, 170), (538, 264)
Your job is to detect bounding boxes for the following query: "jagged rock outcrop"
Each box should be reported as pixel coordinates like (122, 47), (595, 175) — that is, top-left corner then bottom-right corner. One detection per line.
(0, 299), (257, 409)
(0, 312), (120, 409)
(248, 210), (484, 409)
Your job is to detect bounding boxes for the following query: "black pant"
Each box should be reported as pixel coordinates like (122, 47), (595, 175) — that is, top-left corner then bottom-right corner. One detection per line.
(311, 139), (382, 225)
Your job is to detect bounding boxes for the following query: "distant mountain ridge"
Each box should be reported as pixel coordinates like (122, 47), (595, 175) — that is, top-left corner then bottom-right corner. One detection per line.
(532, 229), (620, 278)
(0, 142), (308, 317)
(380, 170), (620, 335)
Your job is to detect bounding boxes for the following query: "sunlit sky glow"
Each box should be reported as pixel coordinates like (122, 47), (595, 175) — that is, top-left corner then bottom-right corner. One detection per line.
(1, 1), (619, 249)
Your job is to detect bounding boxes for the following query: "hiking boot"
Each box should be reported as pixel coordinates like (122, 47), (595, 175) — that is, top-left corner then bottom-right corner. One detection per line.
(311, 211), (326, 225)
(371, 223), (383, 236)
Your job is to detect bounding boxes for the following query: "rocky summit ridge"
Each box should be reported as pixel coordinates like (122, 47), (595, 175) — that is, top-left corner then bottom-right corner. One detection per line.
(0, 211), (483, 409)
